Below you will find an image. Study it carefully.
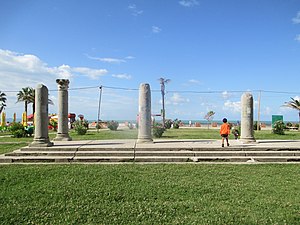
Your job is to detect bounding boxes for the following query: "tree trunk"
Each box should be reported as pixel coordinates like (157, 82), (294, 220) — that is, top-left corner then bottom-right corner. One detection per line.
(32, 102), (35, 114)
(298, 111), (300, 131)
(162, 91), (165, 126)
(25, 101), (28, 116)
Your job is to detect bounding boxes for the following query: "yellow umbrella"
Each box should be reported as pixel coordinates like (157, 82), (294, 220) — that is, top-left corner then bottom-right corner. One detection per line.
(1, 112), (6, 127)
(22, 112), (27, 127)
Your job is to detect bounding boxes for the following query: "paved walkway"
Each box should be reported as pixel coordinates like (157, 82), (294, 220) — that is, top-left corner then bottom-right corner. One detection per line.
(30, 138), (300, 150)
(1, 139), (300, 164)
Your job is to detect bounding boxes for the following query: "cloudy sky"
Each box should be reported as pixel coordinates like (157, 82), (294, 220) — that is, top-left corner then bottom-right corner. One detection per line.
(1, 0), (300, 122)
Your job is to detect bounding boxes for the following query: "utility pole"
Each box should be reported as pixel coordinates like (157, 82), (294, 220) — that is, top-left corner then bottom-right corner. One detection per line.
(158, 78), (171, 127)
(257, 90), (261, 131)
(97, 86), (103, 132)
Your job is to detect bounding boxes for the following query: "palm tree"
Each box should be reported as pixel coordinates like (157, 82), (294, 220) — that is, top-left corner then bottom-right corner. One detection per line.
(158, 77), (171, 126)
(283, 97), (300, 130)
(0, 91), (7, 114)
(16, 87), (34, 116)
(204, 111), (215, 130)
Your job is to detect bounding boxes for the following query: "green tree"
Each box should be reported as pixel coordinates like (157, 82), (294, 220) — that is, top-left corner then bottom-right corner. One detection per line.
(17, 87), (53, 116)
(204, 111), (215, 129)
(283, 97), (300, 130)
(16, 87), (34, 116)
(0, 91), (7, 114)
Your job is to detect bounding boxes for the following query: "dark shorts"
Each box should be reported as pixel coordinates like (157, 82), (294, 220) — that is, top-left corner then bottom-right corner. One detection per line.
(221, 134), (228, 138)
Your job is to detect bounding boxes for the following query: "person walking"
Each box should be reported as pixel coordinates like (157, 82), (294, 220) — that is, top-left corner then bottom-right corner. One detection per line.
(220, 118), (230, 147)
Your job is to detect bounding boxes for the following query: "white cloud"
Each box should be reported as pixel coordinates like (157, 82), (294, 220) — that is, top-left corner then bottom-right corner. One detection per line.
(152, 26), (162, 33)
(72, 67), (108, 80)
(188, 79), (200, 84)
(0, 49), (57, 89)
(223, 100), (241, 113)
(167, 93), (190, 105)
(0, 49), (109, 117)
(112, 74), (132, 80)
(262, 106), (272, 116)
(292, 11), (300, 24)
(221, 91), (232, 99)
(86, 54), (128, 63)
(295, 34), (300, 42)
(128, 4), (143, 16)
(179, 0), (199, 7)
(89, 56), (125, 63)
(125, 56), (135, 60)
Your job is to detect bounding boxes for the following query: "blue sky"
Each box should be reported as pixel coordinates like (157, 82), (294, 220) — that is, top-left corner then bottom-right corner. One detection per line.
(1, 0), (300, 122)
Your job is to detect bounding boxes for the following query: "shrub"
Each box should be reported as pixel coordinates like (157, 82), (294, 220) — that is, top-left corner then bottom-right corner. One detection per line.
(253, 121), (261, 130)
(75, 125), (87, 135)
(9, 122), (26, 138)
(107, 120), (119, 131)
(173, 119), (181, 129)
(13, 129), (26, 138)
(272, 121), (285, 135)
(95, 123), (101, 129)
(127, 122), (134, 129)
(73, 120), (88, 135)
(81, 119), (89, 129)
(10, 122), (24, 133)
(286, 122), (293, 127)
(152, 123), (165, 138)
(164, 119), (172, 129)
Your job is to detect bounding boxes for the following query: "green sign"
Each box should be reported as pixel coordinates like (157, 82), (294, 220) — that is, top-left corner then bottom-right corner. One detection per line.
(272, 115), (283, 128)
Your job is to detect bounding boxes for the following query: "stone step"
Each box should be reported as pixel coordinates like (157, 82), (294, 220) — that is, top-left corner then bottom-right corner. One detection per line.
(20, 146), (300, 152)
(1, 155), (300, 163)
(6, 150), (300, 157)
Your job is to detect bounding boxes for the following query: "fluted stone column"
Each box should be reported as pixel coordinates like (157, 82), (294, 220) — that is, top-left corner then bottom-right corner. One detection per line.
(54, 79), (72, 141)
(137, 83), (153, 143)
(240, 92), (256, 143)
(30, 84), (53, 147)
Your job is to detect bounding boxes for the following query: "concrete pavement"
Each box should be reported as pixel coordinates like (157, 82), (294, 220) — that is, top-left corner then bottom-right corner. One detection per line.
(1, 139), (300, 164)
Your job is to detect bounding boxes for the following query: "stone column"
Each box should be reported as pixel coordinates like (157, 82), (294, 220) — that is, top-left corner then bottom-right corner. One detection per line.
(30, 84), (53, 147)
(137, 83), (153, 143)
(54, 79), (72, 141)
(240, 92), (256, 143)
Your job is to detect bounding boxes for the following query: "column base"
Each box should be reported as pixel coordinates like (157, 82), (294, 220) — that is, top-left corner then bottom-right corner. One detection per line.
(137, 138), (153, 144)
(53, 133), (72, 141)
(29, 138), (53, 147)
(240, 137), (256, 144)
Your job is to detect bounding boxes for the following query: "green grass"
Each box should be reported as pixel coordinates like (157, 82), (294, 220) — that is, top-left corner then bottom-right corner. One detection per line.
(70, 129), (138, 140)
(0, 143), (29, 155)
(162, 128), (300, 140)
(0, 164), (299, 224)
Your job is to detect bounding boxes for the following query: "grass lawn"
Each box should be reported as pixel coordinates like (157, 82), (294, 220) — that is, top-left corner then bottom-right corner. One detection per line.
(1, 129), (299, 224)
(0, 164), (299, 224)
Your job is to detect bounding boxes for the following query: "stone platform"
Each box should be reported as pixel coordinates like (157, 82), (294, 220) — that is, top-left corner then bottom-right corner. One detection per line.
(1, 139), (300, 164)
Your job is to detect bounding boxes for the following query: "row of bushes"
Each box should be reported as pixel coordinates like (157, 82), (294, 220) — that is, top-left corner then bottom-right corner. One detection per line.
(153, 119), (182, 138)
(0, 122), (34, 138)
(74, 120), (119, 135)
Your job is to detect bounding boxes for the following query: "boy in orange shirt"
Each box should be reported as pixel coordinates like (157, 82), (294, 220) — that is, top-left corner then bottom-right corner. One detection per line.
(220, 118), (230, 147)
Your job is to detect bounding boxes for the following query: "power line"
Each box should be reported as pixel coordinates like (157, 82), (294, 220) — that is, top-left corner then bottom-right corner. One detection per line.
(2, 85), (300, 95)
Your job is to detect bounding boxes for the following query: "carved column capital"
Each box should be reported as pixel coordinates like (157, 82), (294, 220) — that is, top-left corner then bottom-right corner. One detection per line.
(56, 79), (70, 90)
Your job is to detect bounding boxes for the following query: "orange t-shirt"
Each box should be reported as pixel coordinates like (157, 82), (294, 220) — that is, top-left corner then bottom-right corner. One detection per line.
(220, 123), (230, 135)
